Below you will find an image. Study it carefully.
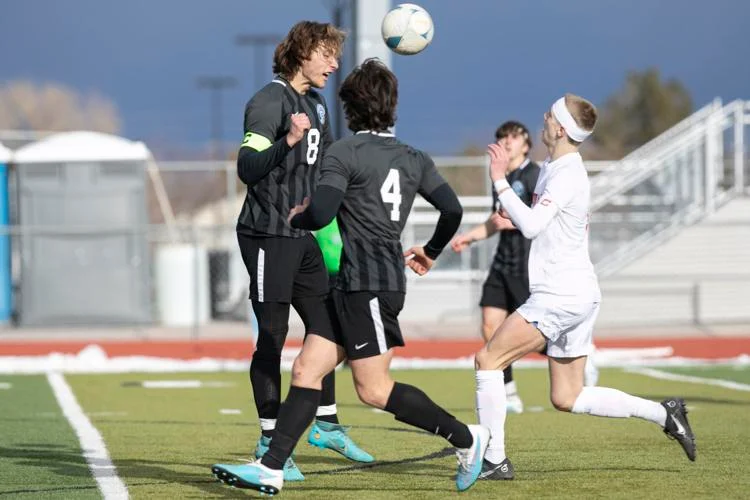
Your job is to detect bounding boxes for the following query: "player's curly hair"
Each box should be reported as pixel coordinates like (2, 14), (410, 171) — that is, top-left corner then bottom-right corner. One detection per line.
(273, 21), (346, 78)
(340, 58), (397, 132)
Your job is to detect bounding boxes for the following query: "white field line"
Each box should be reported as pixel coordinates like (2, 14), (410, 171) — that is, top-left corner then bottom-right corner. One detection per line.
(47, 373), (129, 499)
(137, 380), (235, 389)
(626, 367), (750, 392)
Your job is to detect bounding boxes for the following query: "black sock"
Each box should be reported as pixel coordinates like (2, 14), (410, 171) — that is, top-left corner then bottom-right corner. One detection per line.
(316, 370), (339, 424)
(250, 355), (281, 420)
(261, 386), (321, 470)
(250, 301), (290, 426)
(384, 382), (472, 449)
(503, 365), (514, 384)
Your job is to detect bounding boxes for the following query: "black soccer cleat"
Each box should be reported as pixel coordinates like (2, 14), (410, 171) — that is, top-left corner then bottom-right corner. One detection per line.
(661, 398), (696, 461)
(479, 457), (515, 480)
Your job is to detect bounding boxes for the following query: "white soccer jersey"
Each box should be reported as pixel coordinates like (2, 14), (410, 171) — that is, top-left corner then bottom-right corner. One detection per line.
(496, 152), (600, 302)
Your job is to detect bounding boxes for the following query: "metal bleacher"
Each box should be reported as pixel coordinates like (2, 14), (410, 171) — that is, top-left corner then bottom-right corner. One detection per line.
(405, 99), (750, 327)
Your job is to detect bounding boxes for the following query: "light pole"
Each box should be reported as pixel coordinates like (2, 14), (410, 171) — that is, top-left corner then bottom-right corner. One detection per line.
(234, 34), (283, 93)
(196, 75), (237, 161)
(323, 0), (356, 139)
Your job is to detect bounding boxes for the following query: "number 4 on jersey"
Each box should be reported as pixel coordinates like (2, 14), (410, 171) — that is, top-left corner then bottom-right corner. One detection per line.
(380, 168), (402, 222)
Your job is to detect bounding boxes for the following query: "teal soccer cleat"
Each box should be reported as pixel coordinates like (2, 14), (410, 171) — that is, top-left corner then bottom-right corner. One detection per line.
(307, 420), (375, 463)
(254, 435), (305, 481)
(212, 460), (283, 495)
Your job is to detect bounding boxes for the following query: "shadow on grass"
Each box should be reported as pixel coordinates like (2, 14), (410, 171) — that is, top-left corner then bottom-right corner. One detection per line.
(0, 443), (93, 479)
(0, 443), (97, 497)
(0, 443), (460, 497)
(0, 442), (251, 498)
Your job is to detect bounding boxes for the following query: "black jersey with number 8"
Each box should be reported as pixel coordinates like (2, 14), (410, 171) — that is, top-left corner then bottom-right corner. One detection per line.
(237, 76), (333, 238)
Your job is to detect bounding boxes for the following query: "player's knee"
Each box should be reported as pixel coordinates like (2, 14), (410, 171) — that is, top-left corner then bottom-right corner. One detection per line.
(251, 348), (281, 364)
(254, 303), (290, 355)
(549, 391), (576, 412)
(290, 356), (309, 385)
(355, 381), (390, 408)
(290, 353), (324, 387)
(475, 348), (505, 371)
(254, 325), (288, 358)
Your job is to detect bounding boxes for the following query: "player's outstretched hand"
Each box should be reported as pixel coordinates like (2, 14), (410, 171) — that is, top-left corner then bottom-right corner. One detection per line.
(403, 246), (434, 276)
(286, 112), (312, 147)
(487, 143), (510, 182)
(287, 197), (310, 224)
(450, 234), (472, 253)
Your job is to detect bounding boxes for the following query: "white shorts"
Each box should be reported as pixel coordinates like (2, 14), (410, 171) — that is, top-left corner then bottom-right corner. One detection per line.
(516, 295), (599, 358)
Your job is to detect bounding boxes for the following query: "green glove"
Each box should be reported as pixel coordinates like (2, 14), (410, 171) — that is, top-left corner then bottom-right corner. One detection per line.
(314, 219), (343, 275)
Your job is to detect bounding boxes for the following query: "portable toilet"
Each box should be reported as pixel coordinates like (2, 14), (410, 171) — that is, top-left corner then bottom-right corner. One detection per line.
(13, 131), (152, 326)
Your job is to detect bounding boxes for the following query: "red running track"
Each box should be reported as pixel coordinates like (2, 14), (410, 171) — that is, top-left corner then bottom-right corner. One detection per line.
(0, 337), (748, 360)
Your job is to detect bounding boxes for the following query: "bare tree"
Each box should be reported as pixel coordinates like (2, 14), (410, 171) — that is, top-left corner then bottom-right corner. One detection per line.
(590, 68), (693, 159)
(0, 81), (122, 134)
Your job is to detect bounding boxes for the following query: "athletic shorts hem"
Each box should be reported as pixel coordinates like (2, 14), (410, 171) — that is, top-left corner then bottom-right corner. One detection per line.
(516, 296), (599, 359)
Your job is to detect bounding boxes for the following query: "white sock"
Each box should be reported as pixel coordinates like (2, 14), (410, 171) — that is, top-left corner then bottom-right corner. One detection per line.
(504, 380), (518, 397)
(571, 386), (667, 426)
(316, 404), (337, 418)
(476, 369), (506, 464)
(259, 418), (276, 432)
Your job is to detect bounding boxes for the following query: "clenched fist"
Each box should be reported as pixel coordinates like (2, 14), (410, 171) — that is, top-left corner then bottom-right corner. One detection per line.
(286, 112), (311, 147)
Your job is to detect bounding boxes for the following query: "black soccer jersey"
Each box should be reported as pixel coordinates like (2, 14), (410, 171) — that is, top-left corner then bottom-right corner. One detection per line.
(236, 76), (333, 238)
(492, 159), (540, 276)
(318, 131), (446, 292)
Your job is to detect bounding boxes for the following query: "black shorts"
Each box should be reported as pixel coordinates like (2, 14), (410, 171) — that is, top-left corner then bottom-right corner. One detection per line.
(237, 233), (329, 303)
(479, 269), (530, 313)
(323, 289), (406, 361)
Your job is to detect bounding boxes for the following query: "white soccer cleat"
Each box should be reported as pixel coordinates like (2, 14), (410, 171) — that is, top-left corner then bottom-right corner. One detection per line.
(455, 424), (490, 491)
(212, 460), (284, 495)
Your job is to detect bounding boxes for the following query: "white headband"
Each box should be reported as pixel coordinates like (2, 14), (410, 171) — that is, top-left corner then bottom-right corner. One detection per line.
(551, 97), (592, 142)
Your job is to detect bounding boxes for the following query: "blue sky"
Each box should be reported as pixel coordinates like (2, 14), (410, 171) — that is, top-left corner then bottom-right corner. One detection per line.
(1, 0), (749, 156)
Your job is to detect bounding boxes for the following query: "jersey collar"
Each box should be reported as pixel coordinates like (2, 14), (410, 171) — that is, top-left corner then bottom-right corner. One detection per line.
(271, 75), (288, 87)
(355, 130), (395, 137)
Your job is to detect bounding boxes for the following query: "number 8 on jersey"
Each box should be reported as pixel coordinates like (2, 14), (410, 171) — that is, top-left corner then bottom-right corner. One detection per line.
(306, 128), (320, 165)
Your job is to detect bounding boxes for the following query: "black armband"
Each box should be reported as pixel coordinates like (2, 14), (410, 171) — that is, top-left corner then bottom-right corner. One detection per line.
(237, 137), (292, 186)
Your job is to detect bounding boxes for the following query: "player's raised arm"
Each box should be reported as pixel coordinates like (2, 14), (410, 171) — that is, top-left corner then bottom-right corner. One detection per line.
(489, 143), (570, 239)
(236, 97), (309, 186)
(493, 181), (558, 239)
(408, 154), (463, 272)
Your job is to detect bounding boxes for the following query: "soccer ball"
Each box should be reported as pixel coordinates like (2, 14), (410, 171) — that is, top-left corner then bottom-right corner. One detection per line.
(381, 3), (434, 55)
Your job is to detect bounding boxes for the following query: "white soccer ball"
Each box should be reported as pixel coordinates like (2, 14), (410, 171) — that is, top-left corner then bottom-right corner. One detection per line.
(381, 3), (434, 56)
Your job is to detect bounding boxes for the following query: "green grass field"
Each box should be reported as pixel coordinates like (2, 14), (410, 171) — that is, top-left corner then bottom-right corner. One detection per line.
(1, 366), (749, 499)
